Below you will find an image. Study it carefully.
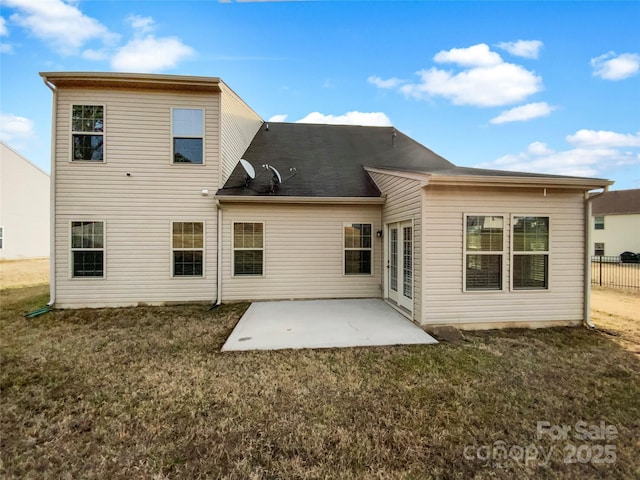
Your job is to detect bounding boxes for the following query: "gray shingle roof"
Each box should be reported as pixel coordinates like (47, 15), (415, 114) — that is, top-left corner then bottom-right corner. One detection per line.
(217, 123), (453, 197)
(216, 122), (611, 198)
(592, 189), (640, 215)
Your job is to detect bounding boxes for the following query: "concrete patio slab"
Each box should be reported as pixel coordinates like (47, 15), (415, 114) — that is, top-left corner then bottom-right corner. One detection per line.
(222, 299), (438, 351)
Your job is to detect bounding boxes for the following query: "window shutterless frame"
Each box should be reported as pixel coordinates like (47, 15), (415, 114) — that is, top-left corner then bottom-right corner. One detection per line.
(69, 220), (106, 279)
(70, 105), (106, 162)
(343, 222), (373, 276)
(594, 216), (605, 230)
(510, 214), (551, 291)
(171, 221), (205, 278)
(171, 108), (205, 165)
(232, 222), (265, 277)
(462, 214), (506, 292)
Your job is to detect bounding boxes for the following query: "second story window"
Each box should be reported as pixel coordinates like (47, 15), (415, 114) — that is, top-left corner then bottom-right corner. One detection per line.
(72, 105), (104, 161)
(594, 216), (605, 230)
(173, 109), (203, 164)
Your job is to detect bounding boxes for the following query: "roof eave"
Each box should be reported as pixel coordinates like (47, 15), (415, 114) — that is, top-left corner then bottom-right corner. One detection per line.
(428, 174), (614, 190)
(39, 72), (222, 92)
(215, 195), (386, 205)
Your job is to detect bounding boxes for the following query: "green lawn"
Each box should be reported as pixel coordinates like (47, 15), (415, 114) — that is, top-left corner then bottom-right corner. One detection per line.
(1, 285), (639, 479)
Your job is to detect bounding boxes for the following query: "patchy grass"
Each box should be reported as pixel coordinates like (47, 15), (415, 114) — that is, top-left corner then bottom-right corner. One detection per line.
(1, 286), (639, 479)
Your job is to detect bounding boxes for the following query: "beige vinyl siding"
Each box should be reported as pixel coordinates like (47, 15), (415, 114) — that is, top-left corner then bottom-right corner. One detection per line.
(221, 203), (383, 301)
(421, 186), (585, 328)
(54, 88), (220, 307)
(368, 171), (422, 321)
(219, 82), (263, 185)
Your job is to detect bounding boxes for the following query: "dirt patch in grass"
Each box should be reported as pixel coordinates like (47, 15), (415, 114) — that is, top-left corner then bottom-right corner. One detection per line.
(0, 258), (49, 289)
(591, 287), (640, 355)
(1, 286), (639, 479)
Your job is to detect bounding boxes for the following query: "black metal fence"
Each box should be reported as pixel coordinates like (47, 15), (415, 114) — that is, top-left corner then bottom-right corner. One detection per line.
(591, 256), (640, 289)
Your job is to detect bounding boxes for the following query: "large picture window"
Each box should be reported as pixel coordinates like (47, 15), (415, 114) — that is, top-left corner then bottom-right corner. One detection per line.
(465, 215), (504, 290)
(233, 223), (264, 276)
(172, 109), (203, 164)
(172, 222), (204, 277)
(512, 216), (549, 290)
(344, 223), (372, 275)
(71, 221), (104, 277)
(72, 105), (104, 161)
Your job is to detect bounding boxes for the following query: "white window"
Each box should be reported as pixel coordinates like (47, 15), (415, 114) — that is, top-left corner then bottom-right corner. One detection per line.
(594, 243), (605, 256)
(71, 105), (104, 161)
(594, 216), (605, 230)
(464, 215), (504, 291)
(172, 109), (203, 164)
(0, 226), (3, 249)
(172, 222), (204, 277)
(344, 223), (372, 275)
(233, 222), (264, 276)
(71, 221), (104, 277)
(512, 216), (549, 290)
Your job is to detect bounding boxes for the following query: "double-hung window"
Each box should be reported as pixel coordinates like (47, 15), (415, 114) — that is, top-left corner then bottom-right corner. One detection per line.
(233, 222), (264, 276)
(594, 216), (605, 230)
(172, 222), (204, 276)
(464, 215), (504, 290)
(72, 105), (104, 161)
(594, 242), (605, 256)
(512, 216), (549, 290)
(0, 226), (3, 249)
(172, 109), (203, 164)
(71, 221), (104, 277)
(344, 223), (372, 275)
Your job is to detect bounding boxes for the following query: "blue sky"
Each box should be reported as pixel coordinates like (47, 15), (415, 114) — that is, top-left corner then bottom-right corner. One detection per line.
(1, 1), (639, 189)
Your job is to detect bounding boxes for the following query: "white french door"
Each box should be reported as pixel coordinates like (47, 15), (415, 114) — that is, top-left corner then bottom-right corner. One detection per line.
(387, 221), (413, 311)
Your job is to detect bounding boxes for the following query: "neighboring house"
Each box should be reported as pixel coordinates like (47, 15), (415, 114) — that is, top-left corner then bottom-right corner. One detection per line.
(0, 141), (50, 259)
(41, 72), (613, 330)
(591, 188), (640, 257)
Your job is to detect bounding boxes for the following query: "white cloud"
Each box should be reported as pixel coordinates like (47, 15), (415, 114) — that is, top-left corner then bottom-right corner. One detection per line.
(296, 111), (392, 127)
(110, 35), (194, 72)
(567, 129), (640, 148)
(433, 43), (502, 67)
(591, 52), (640, 81)
(127, 14), (155, 34)
(400, 62), (542, 107)
(268, 114), (288, 122)
(0, 112), (35, 142)
(496, 40), (543, 59)
(370, 43), (543, 108)
(367, 75), (404, 89)
(6, 0), (118, 55)
(4, 2), (194, 71)
(477, 129), (640, 178)
(490, 102), (555, 124)
(0, 16), (8, 36)
(527, 141), (554, 156)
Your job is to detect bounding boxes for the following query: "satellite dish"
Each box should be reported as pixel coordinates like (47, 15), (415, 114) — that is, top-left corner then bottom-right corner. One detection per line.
(268, 165), (282, 184)
(239, 159), (255, 179)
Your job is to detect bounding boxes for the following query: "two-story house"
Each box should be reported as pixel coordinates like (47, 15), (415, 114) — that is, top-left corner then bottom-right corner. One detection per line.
(41, 72), (612, 330)
(591, 189), (640, 258)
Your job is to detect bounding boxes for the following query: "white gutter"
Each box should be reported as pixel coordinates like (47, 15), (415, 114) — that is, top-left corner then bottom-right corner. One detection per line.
(215, 195), (386, 205)
(216, 200), (223, 306)
(583, 187), (609, 328)
(42, 77), (56, 307)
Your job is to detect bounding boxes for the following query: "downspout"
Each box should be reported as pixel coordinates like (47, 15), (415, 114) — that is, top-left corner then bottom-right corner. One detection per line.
(216, 199), (223, 306)
(583, 187), (609, 328)
(42, 77), (56, 307)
